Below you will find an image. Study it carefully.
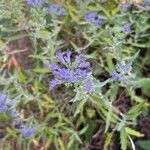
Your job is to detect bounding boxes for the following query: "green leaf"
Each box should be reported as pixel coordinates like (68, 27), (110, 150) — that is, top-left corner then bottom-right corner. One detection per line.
(90, 95), (118, 123)
(18, 70), (26, 84)
(125, 101), (145, 119)
(90, 95), (106, 108)
(120, 127), (128, 150)
(106, 55), (115, 71)
(94, 79), (111, 89)
(79, 125), (89, 135)
(32, 68), (50, 73)
(104, 132), (113, 150)
(6, 127), (17, 138)
(127, 50), (140, 64)
(125, 127), (144, 138)
(137, 140), (150, 150)
(105, 107), (112, 133)
(74, 100), (86, 117)
(33, 79), (41, 92)
(86, 108), (95, 118)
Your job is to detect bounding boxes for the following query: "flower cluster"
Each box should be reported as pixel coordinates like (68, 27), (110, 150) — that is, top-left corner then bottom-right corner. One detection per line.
(49, 49), (92, 93)
(122, 23), (131, 33)
(0, 93), (18, 116)
(47, 4), (65, 16)
(120, 2), (130, 10)
(0, 93), (35, 137)
(144, 0), (150, 3)
(110, 61), (132, 84)
(84, 11), (104, 26)
(26, 0), (47, 7)
(19, 126), (35, 137)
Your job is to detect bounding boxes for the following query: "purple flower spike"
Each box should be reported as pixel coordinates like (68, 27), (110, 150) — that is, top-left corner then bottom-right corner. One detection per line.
(144, 0), (150, 3)
(120, 2), (130, 10)
(47, 4), (65, 16)
(56, 50), (66, 64)
(0, 93), (7, 100)
(0, 105), (8, 112)
(49, 49), (91, 89)
(84, 11), (104, 26)
(73, 54), (83, 66)
(122, 23), (131, 33)
(64, 49), (72, 63)
(110, 71), (120, 80)
(26, 0), (47, 7)
(115, 62), (132, 74)
(95, 16), (104, 26)
(49, 64), (59, 71)
(49, 79), (59, 88)
(0, 93), (9, 112)
(10, 108), (19, 118)
(75, 69), (88, 79)
(84, 11), (97, 22)
(78, 61), (90, 69)
(20, 126), (35, 137)
(84, 80), (92, 93)
(110, 62), (132, 84)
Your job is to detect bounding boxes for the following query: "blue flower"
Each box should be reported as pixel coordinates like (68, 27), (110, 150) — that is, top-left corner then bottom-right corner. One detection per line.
(47, 4), (65, 16)
(110, 62), (132, 84)
(0, 93), (19, 118)
(144, 0), (150, 3)
(115, 62), (132, 74)
(120, 2), (130, 10)
(0, 105), (8, 111)
(49, 79), (60, 88)
(26, 0), (47, 7)
(84, 11), (104, 26)
(84, 80), (92, 93)
(10, 107), (19, 118)
(0, 93), (9, 112)
(84, 11), (97, 22)
(78, 61), (90, 68)
(122, 23), (131, 33)
(19, 126), (35, 136)
(95, 16), (104, 26)
(49, 49), (91, 88)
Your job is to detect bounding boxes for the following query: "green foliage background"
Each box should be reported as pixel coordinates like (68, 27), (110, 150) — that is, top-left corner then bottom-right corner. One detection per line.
(0, 0), (150, 150)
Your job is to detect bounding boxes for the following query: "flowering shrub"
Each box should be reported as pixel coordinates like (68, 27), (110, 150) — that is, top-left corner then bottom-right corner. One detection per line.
(0, 0), (150, 150)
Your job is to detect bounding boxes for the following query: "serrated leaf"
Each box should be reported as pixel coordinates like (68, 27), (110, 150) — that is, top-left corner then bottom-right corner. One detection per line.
(125, 127), (144, 137)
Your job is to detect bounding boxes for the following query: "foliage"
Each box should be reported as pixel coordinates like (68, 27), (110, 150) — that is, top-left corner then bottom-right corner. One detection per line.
(0, 0), (150, 149)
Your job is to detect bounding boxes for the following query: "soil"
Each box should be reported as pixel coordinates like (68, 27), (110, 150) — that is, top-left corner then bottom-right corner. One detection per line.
(7, 37), (33, 69)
